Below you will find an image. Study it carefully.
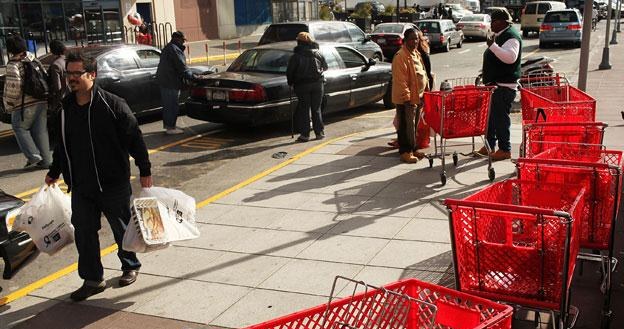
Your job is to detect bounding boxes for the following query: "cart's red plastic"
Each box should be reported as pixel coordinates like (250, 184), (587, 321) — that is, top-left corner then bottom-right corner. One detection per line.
(520, 84), (596, 121)
(521, 105), (595, 125)
(523, 122), (607, 158)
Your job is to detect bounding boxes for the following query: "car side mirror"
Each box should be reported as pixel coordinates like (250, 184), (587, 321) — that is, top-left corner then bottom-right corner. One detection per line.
(363, 35), (371, 43)
(367, 58), (377, 66)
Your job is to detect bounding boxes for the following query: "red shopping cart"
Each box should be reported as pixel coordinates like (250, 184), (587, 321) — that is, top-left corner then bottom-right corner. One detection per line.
(522, 105), (595, 125)
(246, 276), (513, 329)
(423, 79), (496, 185)
(445, 179), (586, 329)
(520, 75), (596, 118)
(522, 122), (607, 158)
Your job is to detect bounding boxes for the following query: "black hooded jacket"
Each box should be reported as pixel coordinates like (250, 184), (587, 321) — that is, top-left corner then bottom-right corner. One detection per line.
(286, 42), (328, 86)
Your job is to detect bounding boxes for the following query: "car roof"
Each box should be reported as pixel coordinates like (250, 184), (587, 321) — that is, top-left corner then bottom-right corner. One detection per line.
(249, 41), (357, 52)
(417, 19), (453, 22)
(267, 20), (342, 26)
(39, 43), (159, 64)
(375, 23), (414, 26)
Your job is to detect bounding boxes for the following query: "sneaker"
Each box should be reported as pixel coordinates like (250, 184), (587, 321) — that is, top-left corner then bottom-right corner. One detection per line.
(315, 131), (325, 140)
(491, 149), (511, 162)
(165, 128), (184, 135)
(296, 135), (310, 143)
(36, 160), (50, 169)
(70, 281), (106, 302)
(23, 161), (39, 169)
(400, 152), (419, 163)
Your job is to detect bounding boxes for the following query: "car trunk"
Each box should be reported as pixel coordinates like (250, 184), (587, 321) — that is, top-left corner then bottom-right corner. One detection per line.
(190, 72), (285, 104)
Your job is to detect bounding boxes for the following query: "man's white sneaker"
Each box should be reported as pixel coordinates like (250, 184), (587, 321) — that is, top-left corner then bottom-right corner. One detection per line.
(165, 128), (184, 135)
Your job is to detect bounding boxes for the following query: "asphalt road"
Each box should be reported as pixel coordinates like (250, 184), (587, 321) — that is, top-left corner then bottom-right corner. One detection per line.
(0, 21), (609, 298)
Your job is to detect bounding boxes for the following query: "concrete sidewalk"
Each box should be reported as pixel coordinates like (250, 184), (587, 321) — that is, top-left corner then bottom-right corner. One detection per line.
(2, 33), (624, 329)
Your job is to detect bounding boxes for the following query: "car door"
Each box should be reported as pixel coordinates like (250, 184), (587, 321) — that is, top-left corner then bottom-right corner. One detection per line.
(335, 46), (378, 108)
(97, 49), (145, 114)
(345, 22), (374, 59)
(135, 48), (163, 112)
(319, 47), (351, 114)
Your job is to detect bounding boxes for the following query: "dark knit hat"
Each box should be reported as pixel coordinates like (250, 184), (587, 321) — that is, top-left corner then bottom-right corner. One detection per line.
(6, 35), (27, 55)
(490, 9), (513, 23)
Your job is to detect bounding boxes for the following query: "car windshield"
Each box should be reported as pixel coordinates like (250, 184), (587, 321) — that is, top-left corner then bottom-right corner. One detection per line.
(373, 24), (404, 33)
(417, 22), (440, 33)
(228, 49), (292, 74)
(544, 12), (579, 23)
(461, 15), (485, 22)
(259, 24), (307, 44)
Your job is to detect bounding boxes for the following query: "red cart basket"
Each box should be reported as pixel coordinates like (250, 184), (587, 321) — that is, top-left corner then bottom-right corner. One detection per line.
(423, 80), (496, 185)
(245, 276), (513, 329)
(521, 105), (595, 125)
(520, 75), (596, 119)
(521, 122), (607, 158)
(445, 179), (586, 329)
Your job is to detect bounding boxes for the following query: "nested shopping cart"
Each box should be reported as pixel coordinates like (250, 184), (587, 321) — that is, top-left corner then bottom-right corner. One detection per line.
(516, 144), (624, 329)
(423, 78), (496, 185)
(522, 122), (607, 158)
(520, 74), (596, 117)
(245, 276), (513, 329)
(445, 179), (587, 329)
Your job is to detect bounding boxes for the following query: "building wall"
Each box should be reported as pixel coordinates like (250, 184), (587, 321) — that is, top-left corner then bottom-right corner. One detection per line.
(216, 0), (237, 39)
(172, 0), (218, 41)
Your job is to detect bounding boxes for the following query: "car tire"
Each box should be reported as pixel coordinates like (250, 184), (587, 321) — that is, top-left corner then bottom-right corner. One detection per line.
(383, 82), (394, 109)
(457, 38), (463, 48)
(444, 40), (451, 52)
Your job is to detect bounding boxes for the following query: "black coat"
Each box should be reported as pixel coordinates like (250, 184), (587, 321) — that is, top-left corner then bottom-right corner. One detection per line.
(286, 42), (328, 86)
(47, 85), (151, 192)
(156, 40), (194, 90)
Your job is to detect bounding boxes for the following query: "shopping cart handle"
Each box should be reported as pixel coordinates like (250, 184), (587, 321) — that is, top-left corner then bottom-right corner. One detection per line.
(535, 108), (547, 123)
(445, 199), (572, 217)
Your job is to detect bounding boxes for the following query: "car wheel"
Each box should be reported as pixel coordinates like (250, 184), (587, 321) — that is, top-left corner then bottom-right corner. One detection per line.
(373, 53), (383, 61)
(444, 40), (451, 52)
(383, 81), (394, 109)
(457, 38), (463, 48)
(539, 41), (548, 48)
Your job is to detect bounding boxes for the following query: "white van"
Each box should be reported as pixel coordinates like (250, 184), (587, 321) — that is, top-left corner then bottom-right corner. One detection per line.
(521, 1), (567, 37)
(466, 0), (481, 13)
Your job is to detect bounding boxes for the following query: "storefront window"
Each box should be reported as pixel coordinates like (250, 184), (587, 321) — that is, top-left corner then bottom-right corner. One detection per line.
(0, 2), (20, 64)
(272, 0), (318, 23)
(43, 3), (67, 41)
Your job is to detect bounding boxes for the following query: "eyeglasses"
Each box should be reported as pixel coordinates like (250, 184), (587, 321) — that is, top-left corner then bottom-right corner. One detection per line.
(66, 70), (87, 77)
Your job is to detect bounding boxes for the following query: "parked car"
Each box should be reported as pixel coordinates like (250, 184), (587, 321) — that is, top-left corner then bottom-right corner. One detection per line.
(0, 189), (35, 280)
(416, 19), (464, 52)
(0, 44), (216, 123)
(258, 21), (384, 60)
(457, 14), (492, 39)
(369, 22), (419, 60)
(521, 1), (567, 37)
(185, 42), (393, 126)
(445, 3), (474, 22)
(354, 1), (385, 15)
(539, 9), (583, 48)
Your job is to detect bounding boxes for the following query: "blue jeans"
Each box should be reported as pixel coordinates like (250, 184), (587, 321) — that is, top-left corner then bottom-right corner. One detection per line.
(11, 102), (52, 165)
(160, 87), (180, 129)
(486, 87), (516, 152)
(71, 183), (140, 283)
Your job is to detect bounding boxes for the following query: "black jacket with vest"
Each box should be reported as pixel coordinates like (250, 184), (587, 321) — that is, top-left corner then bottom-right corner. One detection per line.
(286, 42), (328, 86)
(156, 40), (194, 90)
(47, 85), (151, 192)
(482, 26), (522, 85)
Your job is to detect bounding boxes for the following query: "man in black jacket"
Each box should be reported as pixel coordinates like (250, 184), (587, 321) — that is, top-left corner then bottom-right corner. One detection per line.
(45, 51), (153, 302)
(156, 31), (195, 135)
(286, 32), (328, 142)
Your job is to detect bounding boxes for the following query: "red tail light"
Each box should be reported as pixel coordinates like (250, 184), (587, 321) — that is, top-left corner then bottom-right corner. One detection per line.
(440, 35), (445, 43)
(191, 87), (207, 98)
(388, 37), (402, 45)
(228, 84), (267, 103)
(478, 23), (486, 28)
(540, 24), (553, 32)
(567, 24), (582, 30)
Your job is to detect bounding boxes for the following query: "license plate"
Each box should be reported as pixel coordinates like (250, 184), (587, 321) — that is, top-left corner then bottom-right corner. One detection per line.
(212, 90), (226, 101)
(377, 38), (386, 44)
(554, 27), (565, 31)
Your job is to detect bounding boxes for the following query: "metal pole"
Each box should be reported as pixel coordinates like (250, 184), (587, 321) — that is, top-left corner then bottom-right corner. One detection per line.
(578, 0), (594, 90)
(611, 0), (620, 43)
(599, 0), (614, 69)
(616, 0), (622, 32)
(396, 0), (400, 22)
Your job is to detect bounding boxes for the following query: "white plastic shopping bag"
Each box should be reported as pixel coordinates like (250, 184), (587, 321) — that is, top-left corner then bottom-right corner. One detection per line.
(13, 184), (74, 255)
(122, 200), (169, 253)
(138, 187), (200, 242)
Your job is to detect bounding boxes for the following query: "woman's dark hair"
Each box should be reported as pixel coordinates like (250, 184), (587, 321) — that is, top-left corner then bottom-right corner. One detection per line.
(403, 28), (418, 40)
(6, 35), (27, 55)
(50, 39), (66, 56)
(66, 50), (97, 73)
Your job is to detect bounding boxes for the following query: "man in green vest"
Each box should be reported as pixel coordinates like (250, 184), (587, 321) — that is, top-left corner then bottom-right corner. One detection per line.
(477, 9), (521, 161)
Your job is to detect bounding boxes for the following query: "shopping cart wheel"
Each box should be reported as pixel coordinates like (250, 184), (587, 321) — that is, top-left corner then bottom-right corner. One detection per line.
(428, 158), (434, 168)
(452, 152), (458, 166)
(488, 167), (495, 181)
(440, 172), (447, 186)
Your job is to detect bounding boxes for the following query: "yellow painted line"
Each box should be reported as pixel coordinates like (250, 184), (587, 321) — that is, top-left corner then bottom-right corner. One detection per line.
(180, 144), (220, 150)
(1, 131), (358, 306)
(147, 134), (207, 155)
(189, 53), (240, 64)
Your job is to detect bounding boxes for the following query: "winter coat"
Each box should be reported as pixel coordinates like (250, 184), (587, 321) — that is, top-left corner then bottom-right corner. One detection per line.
(286, 42), (328, 86)
(156, 40), (194, 90)
(391, 46), (428, 106)
(2, 52), (48, 112)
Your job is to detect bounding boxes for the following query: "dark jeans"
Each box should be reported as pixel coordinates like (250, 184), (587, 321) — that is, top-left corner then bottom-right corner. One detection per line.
(160, 87), (181, 129)
(486, 87), (516, 152)
(71, 183), (140, 283)
(294, 81), (324, 137)
(396, 104), (421, 154)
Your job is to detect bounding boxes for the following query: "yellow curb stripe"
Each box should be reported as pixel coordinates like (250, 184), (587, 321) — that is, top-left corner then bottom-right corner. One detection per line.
(0, 132), (358, 306)
(0, 245), (118, 305)
(189, 53), (240, 64)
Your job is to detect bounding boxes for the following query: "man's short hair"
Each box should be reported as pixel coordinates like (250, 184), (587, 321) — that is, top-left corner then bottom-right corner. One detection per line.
(404, 28), (418, 40)
(66, 50), (97, 73)
(491, 9), (512, 23)
(6, 35), (27, 55)
(50, 39), (66, 56)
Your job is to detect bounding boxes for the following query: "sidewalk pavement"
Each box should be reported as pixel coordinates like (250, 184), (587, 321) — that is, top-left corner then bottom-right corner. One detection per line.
(2, 37), (624, 329)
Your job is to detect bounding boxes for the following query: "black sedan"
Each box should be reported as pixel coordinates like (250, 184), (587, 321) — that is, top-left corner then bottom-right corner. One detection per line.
(1, 44), (216, 123)
(186, 42), (393, 126)
(0, 189), (35, 280)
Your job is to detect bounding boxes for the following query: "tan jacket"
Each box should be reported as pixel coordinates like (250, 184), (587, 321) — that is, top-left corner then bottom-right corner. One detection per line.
(391, 46), (428, 106)
(3, 52), (48, 112)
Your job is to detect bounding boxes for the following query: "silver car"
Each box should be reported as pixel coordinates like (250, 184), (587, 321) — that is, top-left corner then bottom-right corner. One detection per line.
(416, 19), (464, 52)
(539, 9), (583, 48)
(457, 14), (492, 39)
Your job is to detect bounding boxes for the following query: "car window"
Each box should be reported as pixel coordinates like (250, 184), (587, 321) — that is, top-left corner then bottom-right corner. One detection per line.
(100, 51), (138, 71)
(525, 3), (537, 14)
(538, 3), (551, 14)
(329, 23), (352, 42)
(320, 47), (341, 70)
(544, 11), (579, 22)
(461, 15), (486, 22)
(417, 22), (440, 33)
(311, 24), (333, 42)
(373, 24), (404, 33)
(347, 24), (365, 42)
(259, 24), (307, 44)
(336, 47), (366, 68)
(136, 49), (160, 68)
(228, 49), (291, 73)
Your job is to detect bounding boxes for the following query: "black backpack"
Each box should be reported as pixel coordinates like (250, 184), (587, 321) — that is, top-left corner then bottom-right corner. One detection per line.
(22, 59), (49, 100)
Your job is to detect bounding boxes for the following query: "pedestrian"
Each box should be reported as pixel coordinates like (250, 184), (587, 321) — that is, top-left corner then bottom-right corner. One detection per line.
(155, 31), (195, 135)
(286, 32), (328, 142)
(448, 7), (453, 21)
(47, 39), (68, 148)
(477, 9), (522, 161)
(45, 50), (153, 302)
(136, 24), (152, 46)
(438, 3), (444, 18)
(391, 28), (429, 163)
(2, 34), (52, 169)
